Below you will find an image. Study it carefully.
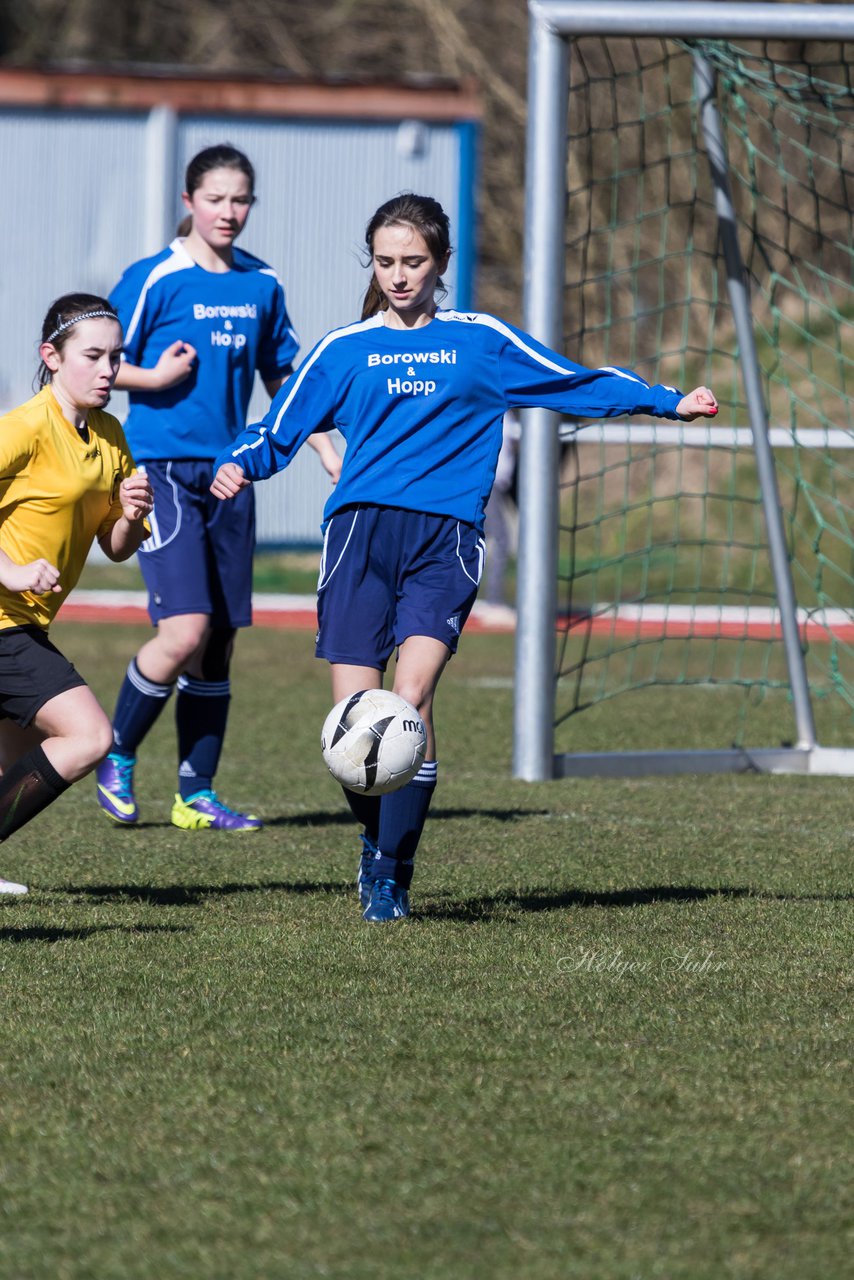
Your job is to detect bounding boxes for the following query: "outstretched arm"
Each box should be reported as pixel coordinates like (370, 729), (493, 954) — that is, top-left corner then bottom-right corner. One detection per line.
(675, 386), (718, 420)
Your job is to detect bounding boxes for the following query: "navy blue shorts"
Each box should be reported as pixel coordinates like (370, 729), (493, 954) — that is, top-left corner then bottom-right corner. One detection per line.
(316, 505), (485, 670)
(0, 626), (86, 727)
(137, 460), (255, 628)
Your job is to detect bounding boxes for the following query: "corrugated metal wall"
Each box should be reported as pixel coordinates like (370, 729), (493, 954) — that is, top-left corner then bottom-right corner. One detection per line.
(0, 102), (472, 546)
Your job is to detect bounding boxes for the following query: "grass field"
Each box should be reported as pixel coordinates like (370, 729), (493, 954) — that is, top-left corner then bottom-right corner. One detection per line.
(0, 620), (850, 1279)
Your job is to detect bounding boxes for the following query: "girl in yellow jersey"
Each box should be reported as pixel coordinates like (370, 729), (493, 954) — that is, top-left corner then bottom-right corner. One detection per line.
(0, 293), (153, 894)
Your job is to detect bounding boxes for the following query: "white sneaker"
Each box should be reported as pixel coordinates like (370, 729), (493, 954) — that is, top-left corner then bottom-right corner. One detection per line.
(0, 876), (28, 895)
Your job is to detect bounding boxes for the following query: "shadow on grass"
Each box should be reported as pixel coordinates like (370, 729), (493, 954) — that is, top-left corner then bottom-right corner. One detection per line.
(57, 880), (350, 907)
(262, 807), (550, 828)
(416, 883), (854, 921)
(0, 923), (189, 944)
(263, 811), (360, 829)
(48, 880), (851, 917)
(101, 807), (552, 832)
(98, 813), (359, 833)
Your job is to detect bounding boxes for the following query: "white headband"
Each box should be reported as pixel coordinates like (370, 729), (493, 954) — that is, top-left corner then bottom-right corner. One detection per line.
(46, 310), (117, 344)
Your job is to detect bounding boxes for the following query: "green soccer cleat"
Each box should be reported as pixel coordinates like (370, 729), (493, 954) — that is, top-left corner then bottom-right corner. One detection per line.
(170, 790), (263, 832)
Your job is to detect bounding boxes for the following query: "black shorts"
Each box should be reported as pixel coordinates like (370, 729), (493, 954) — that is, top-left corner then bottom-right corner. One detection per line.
(0, 626), (87, 727)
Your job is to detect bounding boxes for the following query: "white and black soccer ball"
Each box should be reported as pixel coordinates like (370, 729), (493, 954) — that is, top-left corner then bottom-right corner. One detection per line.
(320, 689), (427, 795)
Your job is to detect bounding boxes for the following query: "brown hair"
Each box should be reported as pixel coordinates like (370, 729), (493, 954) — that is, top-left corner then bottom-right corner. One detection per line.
(37, 293), (119, 388)
(361, 193), (452, 320)
(178, 143), (256, 237)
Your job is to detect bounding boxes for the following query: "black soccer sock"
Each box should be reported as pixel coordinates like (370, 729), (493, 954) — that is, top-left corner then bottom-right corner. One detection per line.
(342, 786), (381, 847)
(375, 761), (438, 890)
(0, 746), (70, 843)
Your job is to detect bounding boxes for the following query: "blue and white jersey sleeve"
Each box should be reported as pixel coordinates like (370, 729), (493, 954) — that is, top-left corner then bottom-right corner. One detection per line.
(216, 342), (336, 481)
(251, 267), (299, 382)
(489, 315), (684, 420)
(110, 255), (166, 367)
(109, 242), (303, 461)
(215, 309), (687, 533)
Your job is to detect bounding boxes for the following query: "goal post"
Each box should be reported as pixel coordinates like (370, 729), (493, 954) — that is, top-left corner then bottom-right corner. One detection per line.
(515, 1), (854, 780)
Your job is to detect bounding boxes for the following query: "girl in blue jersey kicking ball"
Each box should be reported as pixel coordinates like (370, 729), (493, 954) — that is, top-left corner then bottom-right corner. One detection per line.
(212, 193), (718, 920)
(96, 144), (340, 832)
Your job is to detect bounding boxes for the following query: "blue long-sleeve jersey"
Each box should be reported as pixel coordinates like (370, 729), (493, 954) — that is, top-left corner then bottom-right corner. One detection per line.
(214, 309), (684, 533)
(111, 239), (299, 462)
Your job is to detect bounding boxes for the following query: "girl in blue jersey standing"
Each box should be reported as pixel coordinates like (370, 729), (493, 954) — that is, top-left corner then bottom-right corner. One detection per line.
(96, 144), (339, 832)
(212, 193), (718, 919)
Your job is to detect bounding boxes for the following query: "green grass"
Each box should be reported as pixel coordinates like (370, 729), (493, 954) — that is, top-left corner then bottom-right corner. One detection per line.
(0, 623), (851, 1279)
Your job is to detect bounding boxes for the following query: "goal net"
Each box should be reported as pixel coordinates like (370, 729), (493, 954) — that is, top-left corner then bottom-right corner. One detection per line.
(539, 27), (854, 773)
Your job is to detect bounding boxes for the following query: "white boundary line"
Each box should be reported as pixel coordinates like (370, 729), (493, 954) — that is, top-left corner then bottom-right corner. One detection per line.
(64, 590), (316, 612)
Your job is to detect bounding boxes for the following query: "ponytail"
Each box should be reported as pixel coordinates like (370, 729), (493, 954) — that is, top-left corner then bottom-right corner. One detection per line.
(361, 275), (388, 320)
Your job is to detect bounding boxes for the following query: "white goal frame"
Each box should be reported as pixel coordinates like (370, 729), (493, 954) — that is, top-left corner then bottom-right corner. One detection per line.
(515, 0), (854, 780)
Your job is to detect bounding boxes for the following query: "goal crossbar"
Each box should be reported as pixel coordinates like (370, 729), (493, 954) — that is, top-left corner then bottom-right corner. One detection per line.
(530, 2), (854, 41)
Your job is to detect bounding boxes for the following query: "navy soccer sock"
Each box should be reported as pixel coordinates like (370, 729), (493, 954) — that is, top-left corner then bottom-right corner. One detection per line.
(0, 746), (70, 842)
(375, 761), (438, 890)
(342, 787), (381, 848)
(175, 675), (230, 799)
(111, 659), (174, 758)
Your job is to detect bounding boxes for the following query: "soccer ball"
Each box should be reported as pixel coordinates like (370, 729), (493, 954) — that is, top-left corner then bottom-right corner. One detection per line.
(321, 689), (427, 795)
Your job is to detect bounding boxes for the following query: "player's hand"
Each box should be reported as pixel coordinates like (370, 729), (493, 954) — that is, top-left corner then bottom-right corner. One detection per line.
(307, 433), (343, 484)
(119, 473), (154, 523)
(211, 463), (250, 500)
(676, 386), (718, 420)
(1, 558), (61, 596)
(153, 340), (197, 389)
(321, 451), (342, 484)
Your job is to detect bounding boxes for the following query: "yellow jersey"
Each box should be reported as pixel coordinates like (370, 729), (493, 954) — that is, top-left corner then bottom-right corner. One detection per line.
(0, 386), (139, 630)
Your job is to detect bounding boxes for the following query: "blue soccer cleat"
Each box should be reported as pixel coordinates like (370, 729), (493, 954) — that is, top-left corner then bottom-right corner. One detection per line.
(96, 752), (139, 824)
(170, 790), (263, 832)
(357, 832), (379, 909)
(362, 877), (410, 923)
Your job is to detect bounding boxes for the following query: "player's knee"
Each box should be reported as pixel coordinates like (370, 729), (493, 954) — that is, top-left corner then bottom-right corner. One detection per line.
(77, 715), (115, 771)
(92, 720), (115, 766)
(157, 617), (210, 667)
(392, 679), (431, 720)
(201, 627), (236, 681)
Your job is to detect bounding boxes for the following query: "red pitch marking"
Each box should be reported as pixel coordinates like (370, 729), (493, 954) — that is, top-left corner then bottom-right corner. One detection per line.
(61, 597), (852, 643)
(561, 614), (854, 644)
(58, 600), (514, 634)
